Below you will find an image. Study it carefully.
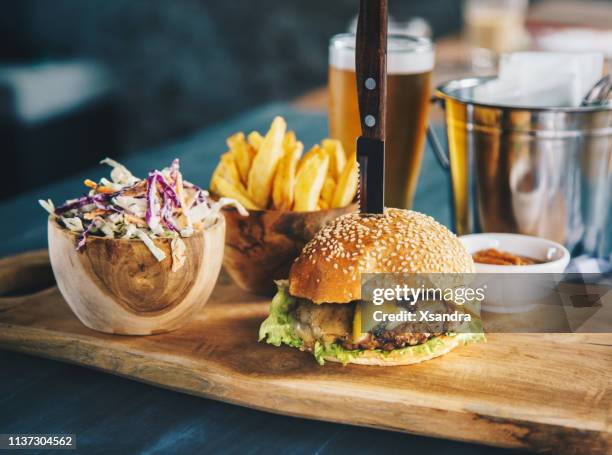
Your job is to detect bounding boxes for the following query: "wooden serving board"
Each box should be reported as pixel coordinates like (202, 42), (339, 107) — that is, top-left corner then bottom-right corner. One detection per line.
(1, 250), (610, 454)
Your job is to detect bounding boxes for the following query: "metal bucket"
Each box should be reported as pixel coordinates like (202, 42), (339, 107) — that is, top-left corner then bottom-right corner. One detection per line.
(428, 77), (612, 259)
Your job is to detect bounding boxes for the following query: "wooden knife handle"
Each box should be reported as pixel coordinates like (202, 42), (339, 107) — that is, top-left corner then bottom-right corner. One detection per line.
(356, 0), (387, 141)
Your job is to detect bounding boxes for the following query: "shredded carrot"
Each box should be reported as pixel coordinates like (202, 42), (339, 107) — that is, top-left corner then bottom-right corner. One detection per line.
(175, 173), (185, 207)
(84, 179), (97, 189)
(124, 214), (148, 227)
(83, 209), (108, 220)
(84, 179), (114, 194)
(96, 186), (115, 194)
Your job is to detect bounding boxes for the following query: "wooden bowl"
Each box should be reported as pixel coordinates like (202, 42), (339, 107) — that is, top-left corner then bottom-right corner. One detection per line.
(48, 216), (225, 335)
(222, 204), (357, 295)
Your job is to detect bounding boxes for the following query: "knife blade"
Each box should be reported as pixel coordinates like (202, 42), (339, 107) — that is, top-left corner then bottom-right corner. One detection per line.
(355, 0), (387, 214)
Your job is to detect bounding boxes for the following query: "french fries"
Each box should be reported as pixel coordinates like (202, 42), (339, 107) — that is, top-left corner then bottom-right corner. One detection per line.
(322, 139), (346, 181)
(211, 175), (260, 210)
(283, 131), (297, 152)
(332, 152), (359, 209)
(247, 131), (263, 150)
(295, 146), (314, 174)
(321, 177), (336, 206)
(227, 133), (253, 185)
(210, 116), (358, 212)
(247, 116), (287, 207)
(220, 153), (242, 187)
(211, 152), (244, 193)
(272, 138), (303, 210)
(294, 147), (329, 211)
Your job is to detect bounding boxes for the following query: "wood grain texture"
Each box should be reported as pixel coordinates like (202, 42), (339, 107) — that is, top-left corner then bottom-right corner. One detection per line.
(356, 0), (387, 140)
(47, 217), (225, 335)
(0, 250), (610, 454)
(222, 205), (357, 295)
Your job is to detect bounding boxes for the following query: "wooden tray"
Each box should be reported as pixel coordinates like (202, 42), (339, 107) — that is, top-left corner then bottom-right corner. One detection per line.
(1, 250), (610, 454)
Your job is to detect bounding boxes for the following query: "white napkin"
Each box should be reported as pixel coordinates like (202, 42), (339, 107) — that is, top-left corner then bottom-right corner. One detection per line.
(536, 28), (612, 60)
(473, 51), (604, 107)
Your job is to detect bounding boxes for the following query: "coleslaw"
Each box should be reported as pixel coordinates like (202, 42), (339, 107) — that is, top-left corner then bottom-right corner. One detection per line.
(40, 158), (247, 271)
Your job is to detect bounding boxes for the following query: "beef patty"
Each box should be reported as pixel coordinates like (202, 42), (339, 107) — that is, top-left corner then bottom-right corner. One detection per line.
(289, 299), (439, 351)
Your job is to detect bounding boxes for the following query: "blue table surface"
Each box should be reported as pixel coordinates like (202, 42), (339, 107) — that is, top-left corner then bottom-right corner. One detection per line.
(0, 103), (531, 454)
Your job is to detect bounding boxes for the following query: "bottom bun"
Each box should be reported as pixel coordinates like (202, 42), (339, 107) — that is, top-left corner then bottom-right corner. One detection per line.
(323, 335), (460, 366)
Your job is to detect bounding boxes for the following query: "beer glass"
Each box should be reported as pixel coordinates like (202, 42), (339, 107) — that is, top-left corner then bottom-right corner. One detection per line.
(464, 0), (528, 70)
(328, 33), (434, 210)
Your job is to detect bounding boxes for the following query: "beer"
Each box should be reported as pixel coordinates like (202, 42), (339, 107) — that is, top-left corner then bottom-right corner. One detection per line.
(328, 34), (434, 210)
(463, 0), (528, 69)
(465, 11), (526, 54)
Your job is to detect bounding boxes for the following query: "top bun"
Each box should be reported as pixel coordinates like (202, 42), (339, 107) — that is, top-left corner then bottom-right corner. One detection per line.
(289, 208), (474, 304)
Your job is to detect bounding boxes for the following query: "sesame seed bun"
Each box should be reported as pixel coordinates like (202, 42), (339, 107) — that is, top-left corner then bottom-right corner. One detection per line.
(288, 208), (475, 304)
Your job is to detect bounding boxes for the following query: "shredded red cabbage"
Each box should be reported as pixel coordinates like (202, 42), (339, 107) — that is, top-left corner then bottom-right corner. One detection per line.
(153, 172), (181, 207)
(76, 222), (95, 252)
(161, 197), (179, 232)
(55, 196), (93, 215)
(145, 173), (157, 226)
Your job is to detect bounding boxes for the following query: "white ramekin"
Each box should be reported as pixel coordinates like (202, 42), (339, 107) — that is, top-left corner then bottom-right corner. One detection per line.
(459, 233), (571, 313)
(459, 233), (570, 273)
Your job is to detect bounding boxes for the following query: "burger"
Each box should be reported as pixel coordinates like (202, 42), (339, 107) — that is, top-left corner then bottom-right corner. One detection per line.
(259, 208), (483, 365)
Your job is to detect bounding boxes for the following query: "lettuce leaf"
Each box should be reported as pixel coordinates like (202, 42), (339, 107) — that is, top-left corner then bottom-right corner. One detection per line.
(454, 331), (486, 344)
(258, 281), (302, 348)
(313, 341), (362, 366)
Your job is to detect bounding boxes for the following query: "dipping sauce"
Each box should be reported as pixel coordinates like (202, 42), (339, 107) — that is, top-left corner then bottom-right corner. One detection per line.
(473, 248), (542, 266)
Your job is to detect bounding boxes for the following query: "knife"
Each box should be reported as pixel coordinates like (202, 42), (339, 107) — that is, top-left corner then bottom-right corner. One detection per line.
(356, 0), (387, 214)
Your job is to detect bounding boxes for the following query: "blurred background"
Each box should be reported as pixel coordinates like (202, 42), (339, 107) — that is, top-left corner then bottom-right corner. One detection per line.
(1, 0), (611, 200)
